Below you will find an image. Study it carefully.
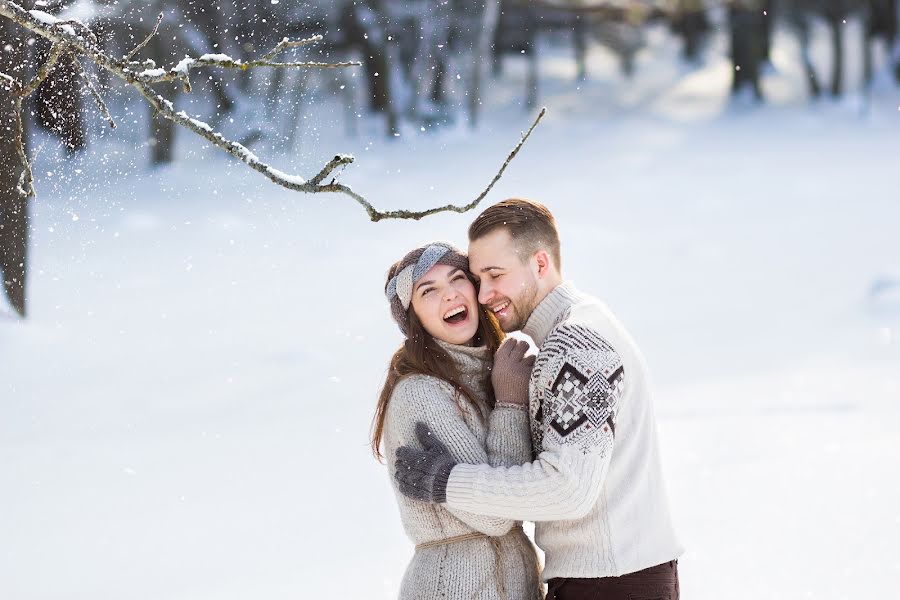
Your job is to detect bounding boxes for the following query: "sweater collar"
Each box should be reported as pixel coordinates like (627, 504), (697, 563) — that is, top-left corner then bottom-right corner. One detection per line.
(522, 281), (581, 345)
(433, 340), (492, 406)
(434, 339), (492, 381)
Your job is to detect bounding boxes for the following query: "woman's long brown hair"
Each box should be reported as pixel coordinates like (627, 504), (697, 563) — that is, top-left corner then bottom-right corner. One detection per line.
(371, 273), (505, 462)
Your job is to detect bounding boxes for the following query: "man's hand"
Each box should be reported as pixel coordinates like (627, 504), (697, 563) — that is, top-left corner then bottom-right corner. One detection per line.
(394, 422), (457, 503)
(491, 338), (535, 406)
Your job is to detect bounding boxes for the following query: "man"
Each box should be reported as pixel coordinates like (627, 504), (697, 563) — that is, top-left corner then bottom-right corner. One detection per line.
(394, 199), (682, 599)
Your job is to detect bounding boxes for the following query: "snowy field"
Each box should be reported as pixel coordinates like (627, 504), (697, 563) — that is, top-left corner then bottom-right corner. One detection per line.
(2, 24), (900, 600)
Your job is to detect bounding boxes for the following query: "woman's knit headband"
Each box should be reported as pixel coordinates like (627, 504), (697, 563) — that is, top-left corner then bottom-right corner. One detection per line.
(386, 243), (455, 310)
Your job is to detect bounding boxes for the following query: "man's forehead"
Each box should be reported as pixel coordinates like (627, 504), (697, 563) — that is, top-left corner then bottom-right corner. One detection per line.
(468, 229), (515, 264)
(468, 246), (510, 271)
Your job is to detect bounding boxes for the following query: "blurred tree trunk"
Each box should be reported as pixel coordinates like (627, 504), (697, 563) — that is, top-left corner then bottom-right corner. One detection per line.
(0, 15), (29, 316)
(791, 11), (821, 97)
(729, 0), (765, 100)
(406, 4), (440, 123)
(826, 11), (844, 97)
(862, 0), (899, 89)
(34, 44), (86, 152)
(761, 0), (774, 62)
(30, 1), (85, 152)
(468, 0), (501, 128)
(188, 0), (235, 115)
(340, 1), (397, 136)
(573, 15), (587, 79)
(149, 86), (179, 165)
(147, 28), (178, 164)
(673, 0), (709, 62)
(491, 4), (539, 108)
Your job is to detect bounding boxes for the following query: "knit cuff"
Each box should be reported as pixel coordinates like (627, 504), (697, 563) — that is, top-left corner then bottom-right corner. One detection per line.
(432, 461), (456, 504)
(494, 402), (528, 412)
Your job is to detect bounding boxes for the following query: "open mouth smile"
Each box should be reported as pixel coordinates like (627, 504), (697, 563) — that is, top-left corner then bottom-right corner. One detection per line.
(443, 305), (469, 325)
(491, 300), (511, 316)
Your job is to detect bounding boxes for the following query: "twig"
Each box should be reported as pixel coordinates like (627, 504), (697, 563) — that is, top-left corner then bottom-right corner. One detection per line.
(127, 57), (361, 87)
(259, 35), (323, 62)
(72, 57), (116, 128)
(359, 107), (547, 222)
(247, 60), (359, 69)
(0, 70), (19, 88)
(123, 11), (163, 62)
(0, 64), (31, 198)
(20, 42), (66, 97)
(309, 154), (354, 187)
(0, 0), (543, 221)
(12, 96), (34, 198)
(54, 18), (97, 43)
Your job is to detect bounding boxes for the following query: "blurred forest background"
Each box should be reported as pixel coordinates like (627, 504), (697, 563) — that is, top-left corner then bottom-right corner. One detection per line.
(3, 0), (900, 316)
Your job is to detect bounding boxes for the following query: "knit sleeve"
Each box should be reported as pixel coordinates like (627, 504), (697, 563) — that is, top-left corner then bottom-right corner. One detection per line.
(444, 324), (625, 522)
(387, 376), (520, 536)
(486, 405), (533, 467)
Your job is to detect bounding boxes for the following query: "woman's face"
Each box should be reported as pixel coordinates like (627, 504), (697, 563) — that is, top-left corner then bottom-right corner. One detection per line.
(410, 263), (480, 346)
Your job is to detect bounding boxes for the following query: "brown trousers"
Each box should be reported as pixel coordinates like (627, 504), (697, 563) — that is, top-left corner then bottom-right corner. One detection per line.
(546, 560), (679, 600)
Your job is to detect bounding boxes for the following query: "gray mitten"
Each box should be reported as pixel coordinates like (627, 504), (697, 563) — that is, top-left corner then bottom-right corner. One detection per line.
(394, 421), (457, 503)
(491, 339), (535, 406)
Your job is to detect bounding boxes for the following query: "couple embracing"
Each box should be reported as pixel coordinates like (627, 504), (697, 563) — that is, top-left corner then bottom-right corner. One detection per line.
(372, 199), (682, 600)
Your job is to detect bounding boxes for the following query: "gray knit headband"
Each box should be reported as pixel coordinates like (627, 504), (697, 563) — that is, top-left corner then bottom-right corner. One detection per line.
(385, 242), (469, 336)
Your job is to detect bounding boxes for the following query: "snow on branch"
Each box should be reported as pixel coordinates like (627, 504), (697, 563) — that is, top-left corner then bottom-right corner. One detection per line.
(0, 0), (544, 221)
(0, 70), (19, 88)
(125, 44), (361, 90)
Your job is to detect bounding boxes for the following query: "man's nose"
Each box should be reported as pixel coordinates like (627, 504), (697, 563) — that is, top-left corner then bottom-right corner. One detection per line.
(478, 282), (492, 305)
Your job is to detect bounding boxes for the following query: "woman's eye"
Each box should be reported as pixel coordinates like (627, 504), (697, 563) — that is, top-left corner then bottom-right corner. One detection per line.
(452, 275), (465, 282)
(421, 288), (434, 296)
(491, 273), (502, 280)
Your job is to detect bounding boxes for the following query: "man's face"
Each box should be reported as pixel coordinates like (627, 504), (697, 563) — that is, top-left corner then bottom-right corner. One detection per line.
(468, 229), (539, 333)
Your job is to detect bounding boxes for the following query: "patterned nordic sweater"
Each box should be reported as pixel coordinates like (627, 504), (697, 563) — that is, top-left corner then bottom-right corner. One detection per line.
(444, 282), (683, 580)
(383, 340), (542, 600)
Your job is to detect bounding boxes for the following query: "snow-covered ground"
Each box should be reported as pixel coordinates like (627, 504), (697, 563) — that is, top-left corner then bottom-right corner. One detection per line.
(2, 24), (899, 600)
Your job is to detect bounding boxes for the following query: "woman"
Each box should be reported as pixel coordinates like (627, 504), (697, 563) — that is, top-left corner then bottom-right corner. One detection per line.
(372, 241), (543, 600)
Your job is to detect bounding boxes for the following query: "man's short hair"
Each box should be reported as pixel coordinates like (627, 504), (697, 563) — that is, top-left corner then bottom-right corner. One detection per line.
(468, 198), (561, 271)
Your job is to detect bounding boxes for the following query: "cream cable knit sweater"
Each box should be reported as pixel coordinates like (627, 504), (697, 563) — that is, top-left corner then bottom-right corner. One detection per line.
(445, 283), (683, 580)
(383, 340), (542, 600)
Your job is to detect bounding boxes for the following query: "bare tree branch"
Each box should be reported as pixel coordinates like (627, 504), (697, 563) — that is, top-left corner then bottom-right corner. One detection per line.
(72, 57), (116, 129)
(12, 96), (33, 198)
(0, 70), (19, 88)
(309, 154), (355, 187)
(55, 18), (98, 43)
(259, 35), (323, 62)
(122, 11), (163, 62)
(126, 55), (361, 88)
(0, 0), (543, 221)
(20, 42), (66, 97)
(352, 107), (547, 222)
(0, 54), (32, 198)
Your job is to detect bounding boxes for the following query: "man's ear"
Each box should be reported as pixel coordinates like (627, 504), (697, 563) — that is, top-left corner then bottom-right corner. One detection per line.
(533, 249), (552, 279)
